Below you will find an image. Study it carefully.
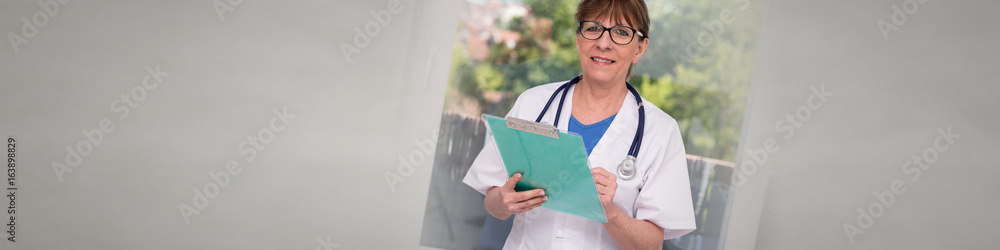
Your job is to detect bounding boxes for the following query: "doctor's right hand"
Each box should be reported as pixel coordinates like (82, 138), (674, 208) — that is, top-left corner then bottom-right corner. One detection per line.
(486, 173), (548, 219)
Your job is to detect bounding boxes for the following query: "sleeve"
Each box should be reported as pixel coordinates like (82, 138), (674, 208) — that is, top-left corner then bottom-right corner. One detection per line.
(632, 120), (697, 240)
(462, 129), (508, 195)
(461, 94), (528, 195)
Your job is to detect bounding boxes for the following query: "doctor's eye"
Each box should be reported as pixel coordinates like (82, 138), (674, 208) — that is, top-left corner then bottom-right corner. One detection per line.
(612, 28), (632, 37)
(583, 22), (604, 33)
(580, 22), (603, 35)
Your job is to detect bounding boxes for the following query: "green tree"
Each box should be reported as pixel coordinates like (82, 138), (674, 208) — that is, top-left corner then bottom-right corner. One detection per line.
(447, 0), (761, 161)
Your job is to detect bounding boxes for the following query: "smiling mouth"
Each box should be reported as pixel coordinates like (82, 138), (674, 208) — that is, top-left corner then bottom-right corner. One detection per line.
(592, 57), (615, 63)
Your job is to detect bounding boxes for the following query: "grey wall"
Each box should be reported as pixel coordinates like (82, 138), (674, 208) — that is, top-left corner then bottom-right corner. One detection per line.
(1, 0), (457, 249)
(1, 0), (998, 249)
(724, 0), (1000, 249)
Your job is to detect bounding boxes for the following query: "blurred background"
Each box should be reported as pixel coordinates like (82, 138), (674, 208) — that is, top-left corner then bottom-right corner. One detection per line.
(1, 0), (998, 249)
(443, 0), (760, 163)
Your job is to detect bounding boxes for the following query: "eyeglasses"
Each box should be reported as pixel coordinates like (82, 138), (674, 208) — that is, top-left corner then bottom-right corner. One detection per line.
(577, 21), (645, 45)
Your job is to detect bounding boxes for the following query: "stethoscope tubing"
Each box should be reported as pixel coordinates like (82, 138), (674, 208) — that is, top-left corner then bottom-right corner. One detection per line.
(535, 76), (645, 160)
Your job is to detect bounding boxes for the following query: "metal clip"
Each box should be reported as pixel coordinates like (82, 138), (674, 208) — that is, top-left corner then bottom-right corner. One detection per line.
(505, 117), (559, 139)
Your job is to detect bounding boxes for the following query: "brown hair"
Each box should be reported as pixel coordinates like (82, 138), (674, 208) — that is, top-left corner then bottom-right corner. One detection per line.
(575, 0), (650, 40)
(575, 0), (650, 78)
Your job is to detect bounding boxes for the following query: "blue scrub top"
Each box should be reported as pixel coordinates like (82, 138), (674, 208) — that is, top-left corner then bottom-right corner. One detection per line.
(569, 113), (617, 156)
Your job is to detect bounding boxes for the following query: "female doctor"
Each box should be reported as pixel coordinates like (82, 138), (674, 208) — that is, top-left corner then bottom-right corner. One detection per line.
(463, 0), (696, 249)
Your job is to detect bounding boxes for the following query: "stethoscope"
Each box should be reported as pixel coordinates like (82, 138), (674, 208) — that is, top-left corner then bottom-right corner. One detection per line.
(535, 76), (645, 181)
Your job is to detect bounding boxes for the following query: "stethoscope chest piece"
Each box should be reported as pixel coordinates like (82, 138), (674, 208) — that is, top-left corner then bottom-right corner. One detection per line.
(617, 155), (637, 180)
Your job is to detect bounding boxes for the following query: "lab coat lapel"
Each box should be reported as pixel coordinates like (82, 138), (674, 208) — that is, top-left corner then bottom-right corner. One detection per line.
(556, 85), (575, 131)
(588, 89), (638, 170)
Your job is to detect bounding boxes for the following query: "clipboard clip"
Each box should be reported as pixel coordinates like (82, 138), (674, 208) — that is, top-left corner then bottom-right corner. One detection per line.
(505, 117), (559, 139)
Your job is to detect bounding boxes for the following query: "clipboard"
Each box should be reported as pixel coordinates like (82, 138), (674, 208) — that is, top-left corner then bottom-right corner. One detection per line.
(482, 114), (608, 223)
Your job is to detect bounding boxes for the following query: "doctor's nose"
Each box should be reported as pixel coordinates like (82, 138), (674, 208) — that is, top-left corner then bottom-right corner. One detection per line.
(594, 30), (615, 50)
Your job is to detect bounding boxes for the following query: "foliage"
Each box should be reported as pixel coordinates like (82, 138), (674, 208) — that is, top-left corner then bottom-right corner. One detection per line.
(446, 0), (760, 161)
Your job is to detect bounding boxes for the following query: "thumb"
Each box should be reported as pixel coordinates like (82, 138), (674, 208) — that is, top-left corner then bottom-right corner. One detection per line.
(503, 173), (522, 190)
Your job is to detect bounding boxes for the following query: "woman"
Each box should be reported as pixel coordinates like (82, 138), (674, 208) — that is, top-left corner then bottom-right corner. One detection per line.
(463, 0), (696, 249)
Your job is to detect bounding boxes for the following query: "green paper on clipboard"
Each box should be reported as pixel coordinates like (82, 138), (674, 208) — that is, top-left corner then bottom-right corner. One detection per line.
(482, 114), (608, 223)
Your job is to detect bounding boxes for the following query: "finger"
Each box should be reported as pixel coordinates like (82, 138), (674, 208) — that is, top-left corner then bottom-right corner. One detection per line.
(591, 167), (611, 175)
(592, 168), (615, 182)
(597, 187), (613, 196)
(513, 196), (547, 213)
(594, 179), (611, 189)
(598, 169), (616, 180)
(596, 171), (614, 181)
(514, 200), (546, 213)
(502, 173), (522, 191)
(593, 173), (614, 187)
(591, 167), (606, 176)
(592, 170), (605, 182)
(505, 188), (544, 204)
(510, 189), (545, 203)
(593, 178), (616, 194)
(517, 194), (547, 207)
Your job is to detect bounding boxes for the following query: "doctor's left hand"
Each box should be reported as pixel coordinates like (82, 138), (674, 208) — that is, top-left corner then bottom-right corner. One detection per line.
(591, 167), (617, 208)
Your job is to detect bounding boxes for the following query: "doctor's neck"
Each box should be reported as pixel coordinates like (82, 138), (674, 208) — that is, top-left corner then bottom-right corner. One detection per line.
(576, 76), (629, 107)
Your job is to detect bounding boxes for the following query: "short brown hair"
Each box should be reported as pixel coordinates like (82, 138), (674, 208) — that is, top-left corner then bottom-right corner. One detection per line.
(575, 0), (650, 40)
(575, 0), (650, 78)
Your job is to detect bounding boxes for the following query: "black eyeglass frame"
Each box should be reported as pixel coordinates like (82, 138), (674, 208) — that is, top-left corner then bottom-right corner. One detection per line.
(576, 21), (647, 45)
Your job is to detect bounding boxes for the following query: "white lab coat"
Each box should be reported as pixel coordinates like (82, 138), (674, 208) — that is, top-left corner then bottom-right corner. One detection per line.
(463, 80), (697, 249)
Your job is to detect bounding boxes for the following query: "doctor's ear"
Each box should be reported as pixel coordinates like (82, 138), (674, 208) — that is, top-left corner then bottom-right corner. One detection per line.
(632, 38), (649, 63)
(637, 38), (649, 54)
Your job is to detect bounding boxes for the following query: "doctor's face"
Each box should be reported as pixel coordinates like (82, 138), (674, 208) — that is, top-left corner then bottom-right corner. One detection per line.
(576, 16), (648, 85)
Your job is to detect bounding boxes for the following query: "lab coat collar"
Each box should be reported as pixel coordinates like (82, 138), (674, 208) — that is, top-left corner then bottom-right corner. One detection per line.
(557, 83), (640, 170)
